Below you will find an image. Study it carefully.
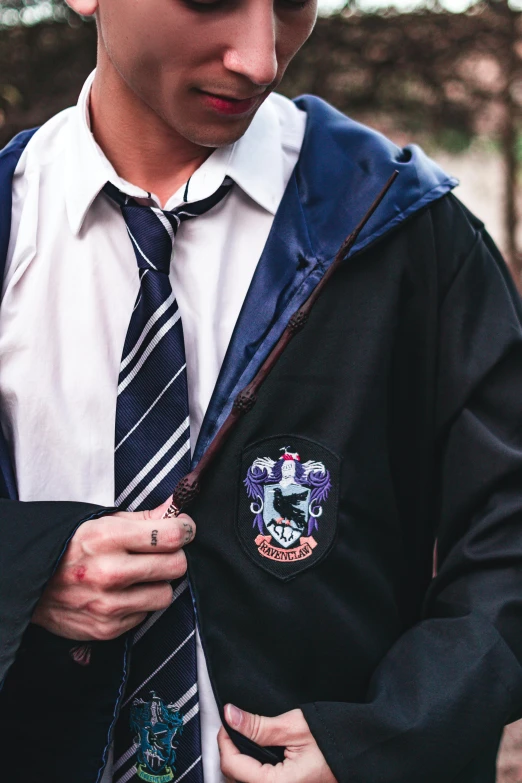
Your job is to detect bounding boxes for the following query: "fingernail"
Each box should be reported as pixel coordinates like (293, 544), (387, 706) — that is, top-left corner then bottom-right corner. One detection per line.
(225, 703), (243, 729)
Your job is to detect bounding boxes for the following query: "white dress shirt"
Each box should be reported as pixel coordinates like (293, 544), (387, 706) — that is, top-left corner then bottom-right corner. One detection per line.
(0, 71), (305, 782)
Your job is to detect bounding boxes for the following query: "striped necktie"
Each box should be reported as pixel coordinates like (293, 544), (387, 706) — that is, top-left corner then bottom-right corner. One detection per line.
(105, 177), (233, 783)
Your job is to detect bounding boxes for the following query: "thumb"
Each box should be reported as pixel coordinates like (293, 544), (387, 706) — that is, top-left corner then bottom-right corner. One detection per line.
(118, 497), (173, 521)
(224, 704), (294, 747)
(144, 497), (174, 519)
(152, 496), (175, 518)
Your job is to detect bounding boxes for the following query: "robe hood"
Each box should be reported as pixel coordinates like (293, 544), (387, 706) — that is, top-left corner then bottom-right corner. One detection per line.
(192, 95), (458, 461)
(292, 95), (458, 261)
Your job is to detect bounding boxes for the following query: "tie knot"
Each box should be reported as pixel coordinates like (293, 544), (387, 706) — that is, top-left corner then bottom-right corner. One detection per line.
(103, 178), (233, 275)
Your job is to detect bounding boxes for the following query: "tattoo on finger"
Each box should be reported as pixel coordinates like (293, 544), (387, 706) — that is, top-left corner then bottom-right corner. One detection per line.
(151, 529), (158, 547)
(182, 521), (194, 544)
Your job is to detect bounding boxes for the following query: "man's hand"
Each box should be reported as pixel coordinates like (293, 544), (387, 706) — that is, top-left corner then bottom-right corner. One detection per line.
(218, 704), (337, 783)
(32, 499), (196, 641)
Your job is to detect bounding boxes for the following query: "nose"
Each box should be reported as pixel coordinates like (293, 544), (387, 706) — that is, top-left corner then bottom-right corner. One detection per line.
(222, 0), (278, 87)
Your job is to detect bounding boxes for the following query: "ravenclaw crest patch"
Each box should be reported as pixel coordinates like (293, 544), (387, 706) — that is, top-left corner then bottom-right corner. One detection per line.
(237, 436), (339, 580)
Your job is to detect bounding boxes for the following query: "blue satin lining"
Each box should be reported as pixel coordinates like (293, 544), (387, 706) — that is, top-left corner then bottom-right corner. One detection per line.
(191, 95), (458, 465)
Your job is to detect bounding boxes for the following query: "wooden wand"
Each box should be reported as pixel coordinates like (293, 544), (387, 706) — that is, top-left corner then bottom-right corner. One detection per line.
(163, 170), (399, 520)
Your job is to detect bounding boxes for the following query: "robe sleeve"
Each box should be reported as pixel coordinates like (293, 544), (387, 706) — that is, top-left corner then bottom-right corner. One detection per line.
(301, 197), (522, 783)
(0, 499), (113, 684)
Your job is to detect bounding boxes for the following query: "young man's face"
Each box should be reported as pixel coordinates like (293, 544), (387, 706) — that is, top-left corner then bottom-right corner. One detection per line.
(80, 0), (317, 148)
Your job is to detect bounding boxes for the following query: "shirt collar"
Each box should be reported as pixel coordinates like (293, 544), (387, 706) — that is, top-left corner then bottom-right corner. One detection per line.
(64, 70), (285, 235)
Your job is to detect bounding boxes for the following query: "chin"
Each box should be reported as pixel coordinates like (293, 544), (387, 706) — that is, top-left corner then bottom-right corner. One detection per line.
(176, 114), (258, 149)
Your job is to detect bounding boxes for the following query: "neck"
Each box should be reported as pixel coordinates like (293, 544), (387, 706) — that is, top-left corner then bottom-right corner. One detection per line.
(89, 62), (213, 207)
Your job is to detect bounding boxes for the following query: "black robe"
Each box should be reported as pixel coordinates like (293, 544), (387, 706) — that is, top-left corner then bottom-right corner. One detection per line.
(1, 98), (521, 783)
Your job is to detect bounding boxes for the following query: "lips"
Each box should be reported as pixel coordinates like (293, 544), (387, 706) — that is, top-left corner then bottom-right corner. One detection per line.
(198, 90), (263, 116)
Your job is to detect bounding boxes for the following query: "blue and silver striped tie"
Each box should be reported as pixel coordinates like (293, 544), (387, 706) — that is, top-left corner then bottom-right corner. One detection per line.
(105, 177), (233, 783)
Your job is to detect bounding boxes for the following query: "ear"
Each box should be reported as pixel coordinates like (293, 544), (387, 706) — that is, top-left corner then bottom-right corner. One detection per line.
(65, 0), (98, 17)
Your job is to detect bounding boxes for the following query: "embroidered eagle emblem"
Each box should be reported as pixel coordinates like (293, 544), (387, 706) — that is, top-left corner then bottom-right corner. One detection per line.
(244, 447), (332, 562)
(130, 691), (184, 783)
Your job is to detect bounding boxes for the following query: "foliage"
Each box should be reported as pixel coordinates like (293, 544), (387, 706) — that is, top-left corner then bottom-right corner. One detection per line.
(280, 2), (522, 142)
(0, 0), (522, 270)
(0, 19), (96, 142)
(0, 0), (70, 26)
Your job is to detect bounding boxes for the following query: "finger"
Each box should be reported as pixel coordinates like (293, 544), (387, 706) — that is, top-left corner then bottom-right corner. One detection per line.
(124, 551), (188, 584)
(218, 726), (268, 783)
(89, 550), (187, 589)
(86, 582), (174, 619)
(123, 582), (175, 613)
(103, 515), (196, 554)
(225, 705), (307, 748)
(155, 496), (176, 518)
(117, 501), (191, 522)
(117, 611), (149, 633)
(88, 611), (149, 642)
(116, 499), (171, 521)
(176, 514), (196, 546)
(137, 514), (195, 551)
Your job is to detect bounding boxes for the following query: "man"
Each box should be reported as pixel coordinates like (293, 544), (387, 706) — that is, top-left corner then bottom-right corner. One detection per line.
(1, 0), (522, 780)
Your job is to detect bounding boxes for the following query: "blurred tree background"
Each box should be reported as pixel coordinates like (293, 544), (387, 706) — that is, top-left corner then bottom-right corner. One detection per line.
(2, 0), (522, 778)
(2, 0), (522, 281)
(283, 0), (522, 279)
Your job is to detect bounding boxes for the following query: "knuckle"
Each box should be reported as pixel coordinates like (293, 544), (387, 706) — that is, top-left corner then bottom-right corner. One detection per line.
(92, 620), (120, 641)
(158, 583), (174, 608)
(250, 713), (263, 743)
(171, 550), (187, 577)
(62, 564), (90, 588)
(93, 562), (124, 589)
(78, 518), (104, 545)
(165, 523), (183, 549)
(91, 596), (121, 618)
(96, 524), (119, 549)
(70, 519), (92, 543)
(60, 588), (86, 611)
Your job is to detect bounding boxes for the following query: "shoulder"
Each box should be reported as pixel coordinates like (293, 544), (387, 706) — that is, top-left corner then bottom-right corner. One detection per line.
(399, 190), (482, 259)
(0, 107), (74, 183)
(425, 191), (484, 259)
(410, 192), (507, 295)
(0, 108), (75, 288)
